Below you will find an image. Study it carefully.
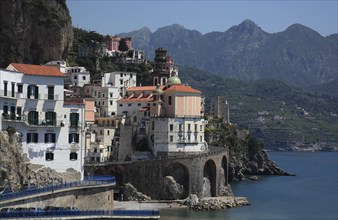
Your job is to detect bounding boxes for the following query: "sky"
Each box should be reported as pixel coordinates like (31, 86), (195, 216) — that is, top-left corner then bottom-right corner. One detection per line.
(66, 0), (338, 37)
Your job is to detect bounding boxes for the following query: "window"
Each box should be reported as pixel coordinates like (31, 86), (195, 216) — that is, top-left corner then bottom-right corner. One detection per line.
(170, 135), (173, 142)
(44, 133), (56, 143)
(27, 133), (38, 143)
(3, 105), (8, 116)
(70, 152), (78, 161)
(70, 113), (79, 127)
(200, 135), (203, 142)
(120, 79), (123, 85)
(195, 124), (198, 132)
(152, 121), (155, 130)
(188, 135), (191, 142)
(107, 130), (110, 135)
(103, 94), (105, 98)
(69, 133), (79, 143)
(188, 124), (191, 132)
(3, 81), (8, 96)
(11, 83), (15, 97)
(16, 107), (22, 120)
(45, 152), (54, 161)
(98, 92), (101, 98)
(179, 124), (182, 132)
(10, 106), (15, 120)
(170, 124), (173, 131)
(27, 85), (38, 99)
(138, 103), (141, 106)
(82, 76), (86, 80)
(120, 73), (123, 77)
(28, 111), (39, 125)
(110, 101), (113, 105)
(48, 86), (54, 100)
(119, 104), (123, 107)
(128, 103), (131, 106)
(110, 93), (113, 98)
(168, 96), (172, 105)
(17, 84), (23, 93)
(74, 76), (77, 80)
(130, 74), (133, 78)
(45, 112), (56, 126)
(200, 125), (203, 132)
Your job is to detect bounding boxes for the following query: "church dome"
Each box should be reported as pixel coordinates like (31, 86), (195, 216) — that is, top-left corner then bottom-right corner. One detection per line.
(167, 76), (181, 86)
(153, 84), (164, 94)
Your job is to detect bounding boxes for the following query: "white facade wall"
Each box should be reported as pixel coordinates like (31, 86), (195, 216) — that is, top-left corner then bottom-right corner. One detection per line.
(70, 72), (90, 87)
(150, 117), (207, 155)
(0, 69), (85, 179)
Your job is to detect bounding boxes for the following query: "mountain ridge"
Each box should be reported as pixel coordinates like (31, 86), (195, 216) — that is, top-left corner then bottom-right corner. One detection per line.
(118, 19), (338, 88)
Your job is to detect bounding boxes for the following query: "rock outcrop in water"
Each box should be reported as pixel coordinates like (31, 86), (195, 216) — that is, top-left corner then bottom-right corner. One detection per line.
(0, 0), (73, 67)
(205, 119), (293, 182)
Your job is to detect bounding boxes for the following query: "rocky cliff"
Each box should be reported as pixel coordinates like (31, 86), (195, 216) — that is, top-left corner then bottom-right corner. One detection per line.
(0, 0), (73, 67)
(0, 131), (64, 192)
(205, 119), (292, 182)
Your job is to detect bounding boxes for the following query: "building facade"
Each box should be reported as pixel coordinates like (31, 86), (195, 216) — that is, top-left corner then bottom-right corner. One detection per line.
(0, 64), (86, 179)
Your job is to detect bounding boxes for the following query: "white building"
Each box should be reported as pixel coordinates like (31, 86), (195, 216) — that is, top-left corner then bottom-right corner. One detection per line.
(66, 66), (91, 87)
(0, 64), (86, 180)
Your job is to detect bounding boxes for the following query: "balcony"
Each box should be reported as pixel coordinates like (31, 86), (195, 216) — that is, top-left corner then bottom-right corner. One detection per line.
(0, 90), (24, 99)
(2, 113), (25, 122)
(26, 118), (65, 127)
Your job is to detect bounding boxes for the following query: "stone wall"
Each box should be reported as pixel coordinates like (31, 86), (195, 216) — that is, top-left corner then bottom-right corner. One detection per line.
(86, 147), (228, 200)
(1, 186), (114, 210)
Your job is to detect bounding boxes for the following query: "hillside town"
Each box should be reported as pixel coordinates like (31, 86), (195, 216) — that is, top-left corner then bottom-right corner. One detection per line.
(0, 41), (230, 184)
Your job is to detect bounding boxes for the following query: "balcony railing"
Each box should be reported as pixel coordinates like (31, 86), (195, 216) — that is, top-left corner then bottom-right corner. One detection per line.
(0, 90), (24, 99)
(2, 114), (65, 128)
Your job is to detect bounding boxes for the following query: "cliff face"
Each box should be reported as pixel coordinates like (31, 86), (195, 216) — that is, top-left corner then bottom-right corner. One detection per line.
(205, 119), (292, 182)
(0, 0), (73, 67)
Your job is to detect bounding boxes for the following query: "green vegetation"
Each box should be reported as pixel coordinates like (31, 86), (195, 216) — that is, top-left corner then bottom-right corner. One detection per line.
(180, 66), (338, 149)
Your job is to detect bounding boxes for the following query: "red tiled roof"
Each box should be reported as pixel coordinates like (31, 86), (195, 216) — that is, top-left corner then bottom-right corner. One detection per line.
(9, 63), (64, 77)
(165, 84), (202, 94)
(127, 85), (164, 92)
(117, 97), (154, 103)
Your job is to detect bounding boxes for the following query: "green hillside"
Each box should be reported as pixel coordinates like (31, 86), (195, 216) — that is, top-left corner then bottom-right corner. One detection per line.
(180, 66), (338, 150)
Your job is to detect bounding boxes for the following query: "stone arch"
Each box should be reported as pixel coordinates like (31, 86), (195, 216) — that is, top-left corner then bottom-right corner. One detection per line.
(221, 156), (228, 186)
(164, 162), (189, 199)
(108, 166), (126, 187)
(203, 159), (217, 197)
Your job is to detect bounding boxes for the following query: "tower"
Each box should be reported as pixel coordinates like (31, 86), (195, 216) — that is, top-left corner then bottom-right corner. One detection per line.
(151, 48), (171, 86)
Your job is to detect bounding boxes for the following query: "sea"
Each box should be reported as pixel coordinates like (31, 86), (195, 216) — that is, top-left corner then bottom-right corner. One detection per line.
(161, 151), (338, 220)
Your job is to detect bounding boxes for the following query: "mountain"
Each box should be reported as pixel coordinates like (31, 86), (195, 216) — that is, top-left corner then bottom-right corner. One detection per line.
(119, 20), (338, 89)
(179, 66), (338, 151)
(0, 0), (73, 67)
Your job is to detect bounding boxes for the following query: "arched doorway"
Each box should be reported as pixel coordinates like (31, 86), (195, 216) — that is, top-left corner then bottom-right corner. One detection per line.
(203, 160), (217, 197)
(164, 163), (189, 199)
(221, 156), (228, 186)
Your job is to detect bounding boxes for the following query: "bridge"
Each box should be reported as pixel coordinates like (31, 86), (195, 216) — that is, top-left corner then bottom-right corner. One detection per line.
(85, 147), (229, 199)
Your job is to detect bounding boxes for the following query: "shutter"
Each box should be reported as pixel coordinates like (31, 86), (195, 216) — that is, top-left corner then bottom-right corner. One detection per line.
(27, 85), (31, 98)
(27, 133), (31, 143)
(45, 133), (48, 143)
(52, 133), (56, 143)
(34, 86), (39, 99)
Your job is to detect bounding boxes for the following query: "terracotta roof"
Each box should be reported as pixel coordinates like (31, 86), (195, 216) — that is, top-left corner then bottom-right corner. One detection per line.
(127, 86), (164, 92)
(9, 63), (64, 77)
(165, 84), (202, 94)
(117, 97), (155, 103)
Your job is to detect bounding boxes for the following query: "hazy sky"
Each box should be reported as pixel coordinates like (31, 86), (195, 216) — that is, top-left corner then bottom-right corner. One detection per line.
(66, 0), (338, 37)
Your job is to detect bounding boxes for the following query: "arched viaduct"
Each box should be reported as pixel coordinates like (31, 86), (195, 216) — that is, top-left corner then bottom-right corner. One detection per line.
(85, 148), (228, 199)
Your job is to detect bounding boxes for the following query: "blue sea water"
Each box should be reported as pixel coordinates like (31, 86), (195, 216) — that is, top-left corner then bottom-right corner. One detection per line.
(161, 152), (338, 220)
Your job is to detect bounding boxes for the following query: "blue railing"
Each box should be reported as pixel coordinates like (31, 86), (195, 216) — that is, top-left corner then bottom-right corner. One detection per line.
(0, 176), (116, 202)
(0, 209), (160, 218)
